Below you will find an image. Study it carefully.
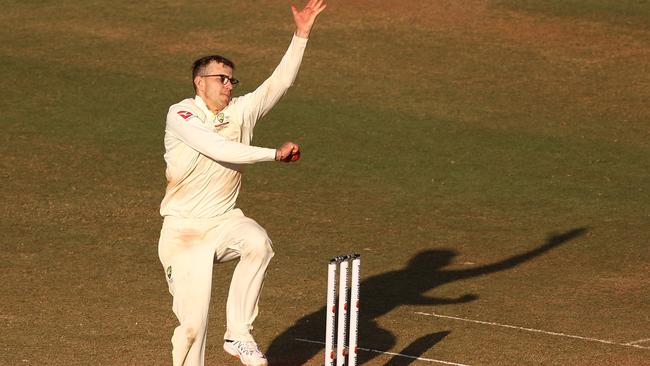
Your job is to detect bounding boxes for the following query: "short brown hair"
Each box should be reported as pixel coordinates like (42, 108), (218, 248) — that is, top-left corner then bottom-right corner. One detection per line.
(191, 55), (236, 92)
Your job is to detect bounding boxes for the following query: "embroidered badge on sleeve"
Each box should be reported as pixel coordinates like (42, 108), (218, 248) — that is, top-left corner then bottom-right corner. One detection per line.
(177, 110), (194, 120)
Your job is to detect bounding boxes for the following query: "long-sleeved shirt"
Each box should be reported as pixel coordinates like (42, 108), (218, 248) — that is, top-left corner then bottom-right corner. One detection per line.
(160, 35), (308, 218)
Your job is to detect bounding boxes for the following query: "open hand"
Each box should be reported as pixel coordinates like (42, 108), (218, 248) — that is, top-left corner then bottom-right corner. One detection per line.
(292, 0), (327, 38)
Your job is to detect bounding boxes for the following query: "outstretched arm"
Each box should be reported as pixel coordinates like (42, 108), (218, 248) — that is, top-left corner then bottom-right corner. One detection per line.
(235, 1), (327, 127)
(452, 228), (588, 280)
(293, 0), (327, 38)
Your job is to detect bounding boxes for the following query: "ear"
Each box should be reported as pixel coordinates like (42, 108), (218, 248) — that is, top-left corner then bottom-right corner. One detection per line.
(194, 75), (204, 93)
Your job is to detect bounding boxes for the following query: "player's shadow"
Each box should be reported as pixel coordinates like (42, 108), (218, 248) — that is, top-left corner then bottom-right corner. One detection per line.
(266, 227), (587, 365)
(384, 331), (451, 366)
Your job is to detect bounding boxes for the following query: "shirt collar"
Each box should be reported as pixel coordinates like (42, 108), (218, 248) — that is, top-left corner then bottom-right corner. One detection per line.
(194, 95), (215, 119)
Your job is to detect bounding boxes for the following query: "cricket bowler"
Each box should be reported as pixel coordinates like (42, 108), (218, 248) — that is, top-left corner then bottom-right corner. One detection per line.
(157, 1), (326, 365)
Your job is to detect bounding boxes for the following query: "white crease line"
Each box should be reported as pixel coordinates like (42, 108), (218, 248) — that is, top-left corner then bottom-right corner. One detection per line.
(625, 338), (650, 345)
(295, 338), (471, 366)
(415, 311), (650, 350)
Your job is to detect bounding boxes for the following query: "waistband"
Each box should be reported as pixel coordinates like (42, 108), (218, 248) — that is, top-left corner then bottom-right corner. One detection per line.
(162, 208), (244, 227)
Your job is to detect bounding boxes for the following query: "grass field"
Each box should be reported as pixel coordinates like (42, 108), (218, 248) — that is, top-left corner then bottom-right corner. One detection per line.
(1, 0), (649, 365)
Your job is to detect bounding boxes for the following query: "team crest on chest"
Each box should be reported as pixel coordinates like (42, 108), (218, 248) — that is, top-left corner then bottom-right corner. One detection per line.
(214, 112), (230, 130)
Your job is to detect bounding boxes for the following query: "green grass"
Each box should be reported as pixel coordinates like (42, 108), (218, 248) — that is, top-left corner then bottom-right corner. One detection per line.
(496, 0), (650, 29)
(1, 0), (649, 365)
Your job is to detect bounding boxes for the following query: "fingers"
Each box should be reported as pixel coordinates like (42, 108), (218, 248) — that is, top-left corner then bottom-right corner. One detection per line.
(292, 0), (326, 38)
(276, 141), (301, 162)
(313, 5), (326, 17)
(314, 0), (326, 12)
(290, 151), (301, 162)
(309, 0), (326, 15)
(294, 0), (312, 13)
(296, 0), (326, 15)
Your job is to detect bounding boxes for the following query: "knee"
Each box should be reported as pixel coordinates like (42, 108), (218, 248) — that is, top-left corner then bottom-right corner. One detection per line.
(242, 230), (274, 260)
(175, 319), (204, 345)
(184, 326), (198, 344)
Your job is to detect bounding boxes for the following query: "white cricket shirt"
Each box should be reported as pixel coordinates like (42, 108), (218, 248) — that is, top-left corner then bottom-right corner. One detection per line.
(160, 35), (308, 218)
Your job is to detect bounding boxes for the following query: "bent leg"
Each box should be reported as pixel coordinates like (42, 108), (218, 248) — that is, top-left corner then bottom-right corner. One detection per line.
(215, 216), (275, 341)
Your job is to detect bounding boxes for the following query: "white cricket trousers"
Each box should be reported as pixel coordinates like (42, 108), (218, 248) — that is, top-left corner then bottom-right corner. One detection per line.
(158, 209), (274, 366)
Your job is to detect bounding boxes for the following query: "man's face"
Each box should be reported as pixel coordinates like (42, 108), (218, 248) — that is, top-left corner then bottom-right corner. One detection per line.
(195, 61), (234, 113)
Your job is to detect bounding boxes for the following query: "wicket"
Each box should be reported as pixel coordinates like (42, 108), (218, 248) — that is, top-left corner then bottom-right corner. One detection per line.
(325, 254), (361, 366)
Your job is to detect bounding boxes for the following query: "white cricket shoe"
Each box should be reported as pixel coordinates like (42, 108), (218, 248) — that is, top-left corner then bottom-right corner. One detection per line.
(223, 340), (268, 366)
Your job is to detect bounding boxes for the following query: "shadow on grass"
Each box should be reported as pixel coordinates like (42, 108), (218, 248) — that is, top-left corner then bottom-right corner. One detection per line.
(384, 331), (451, 366)
(267, 227), (587, 365)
